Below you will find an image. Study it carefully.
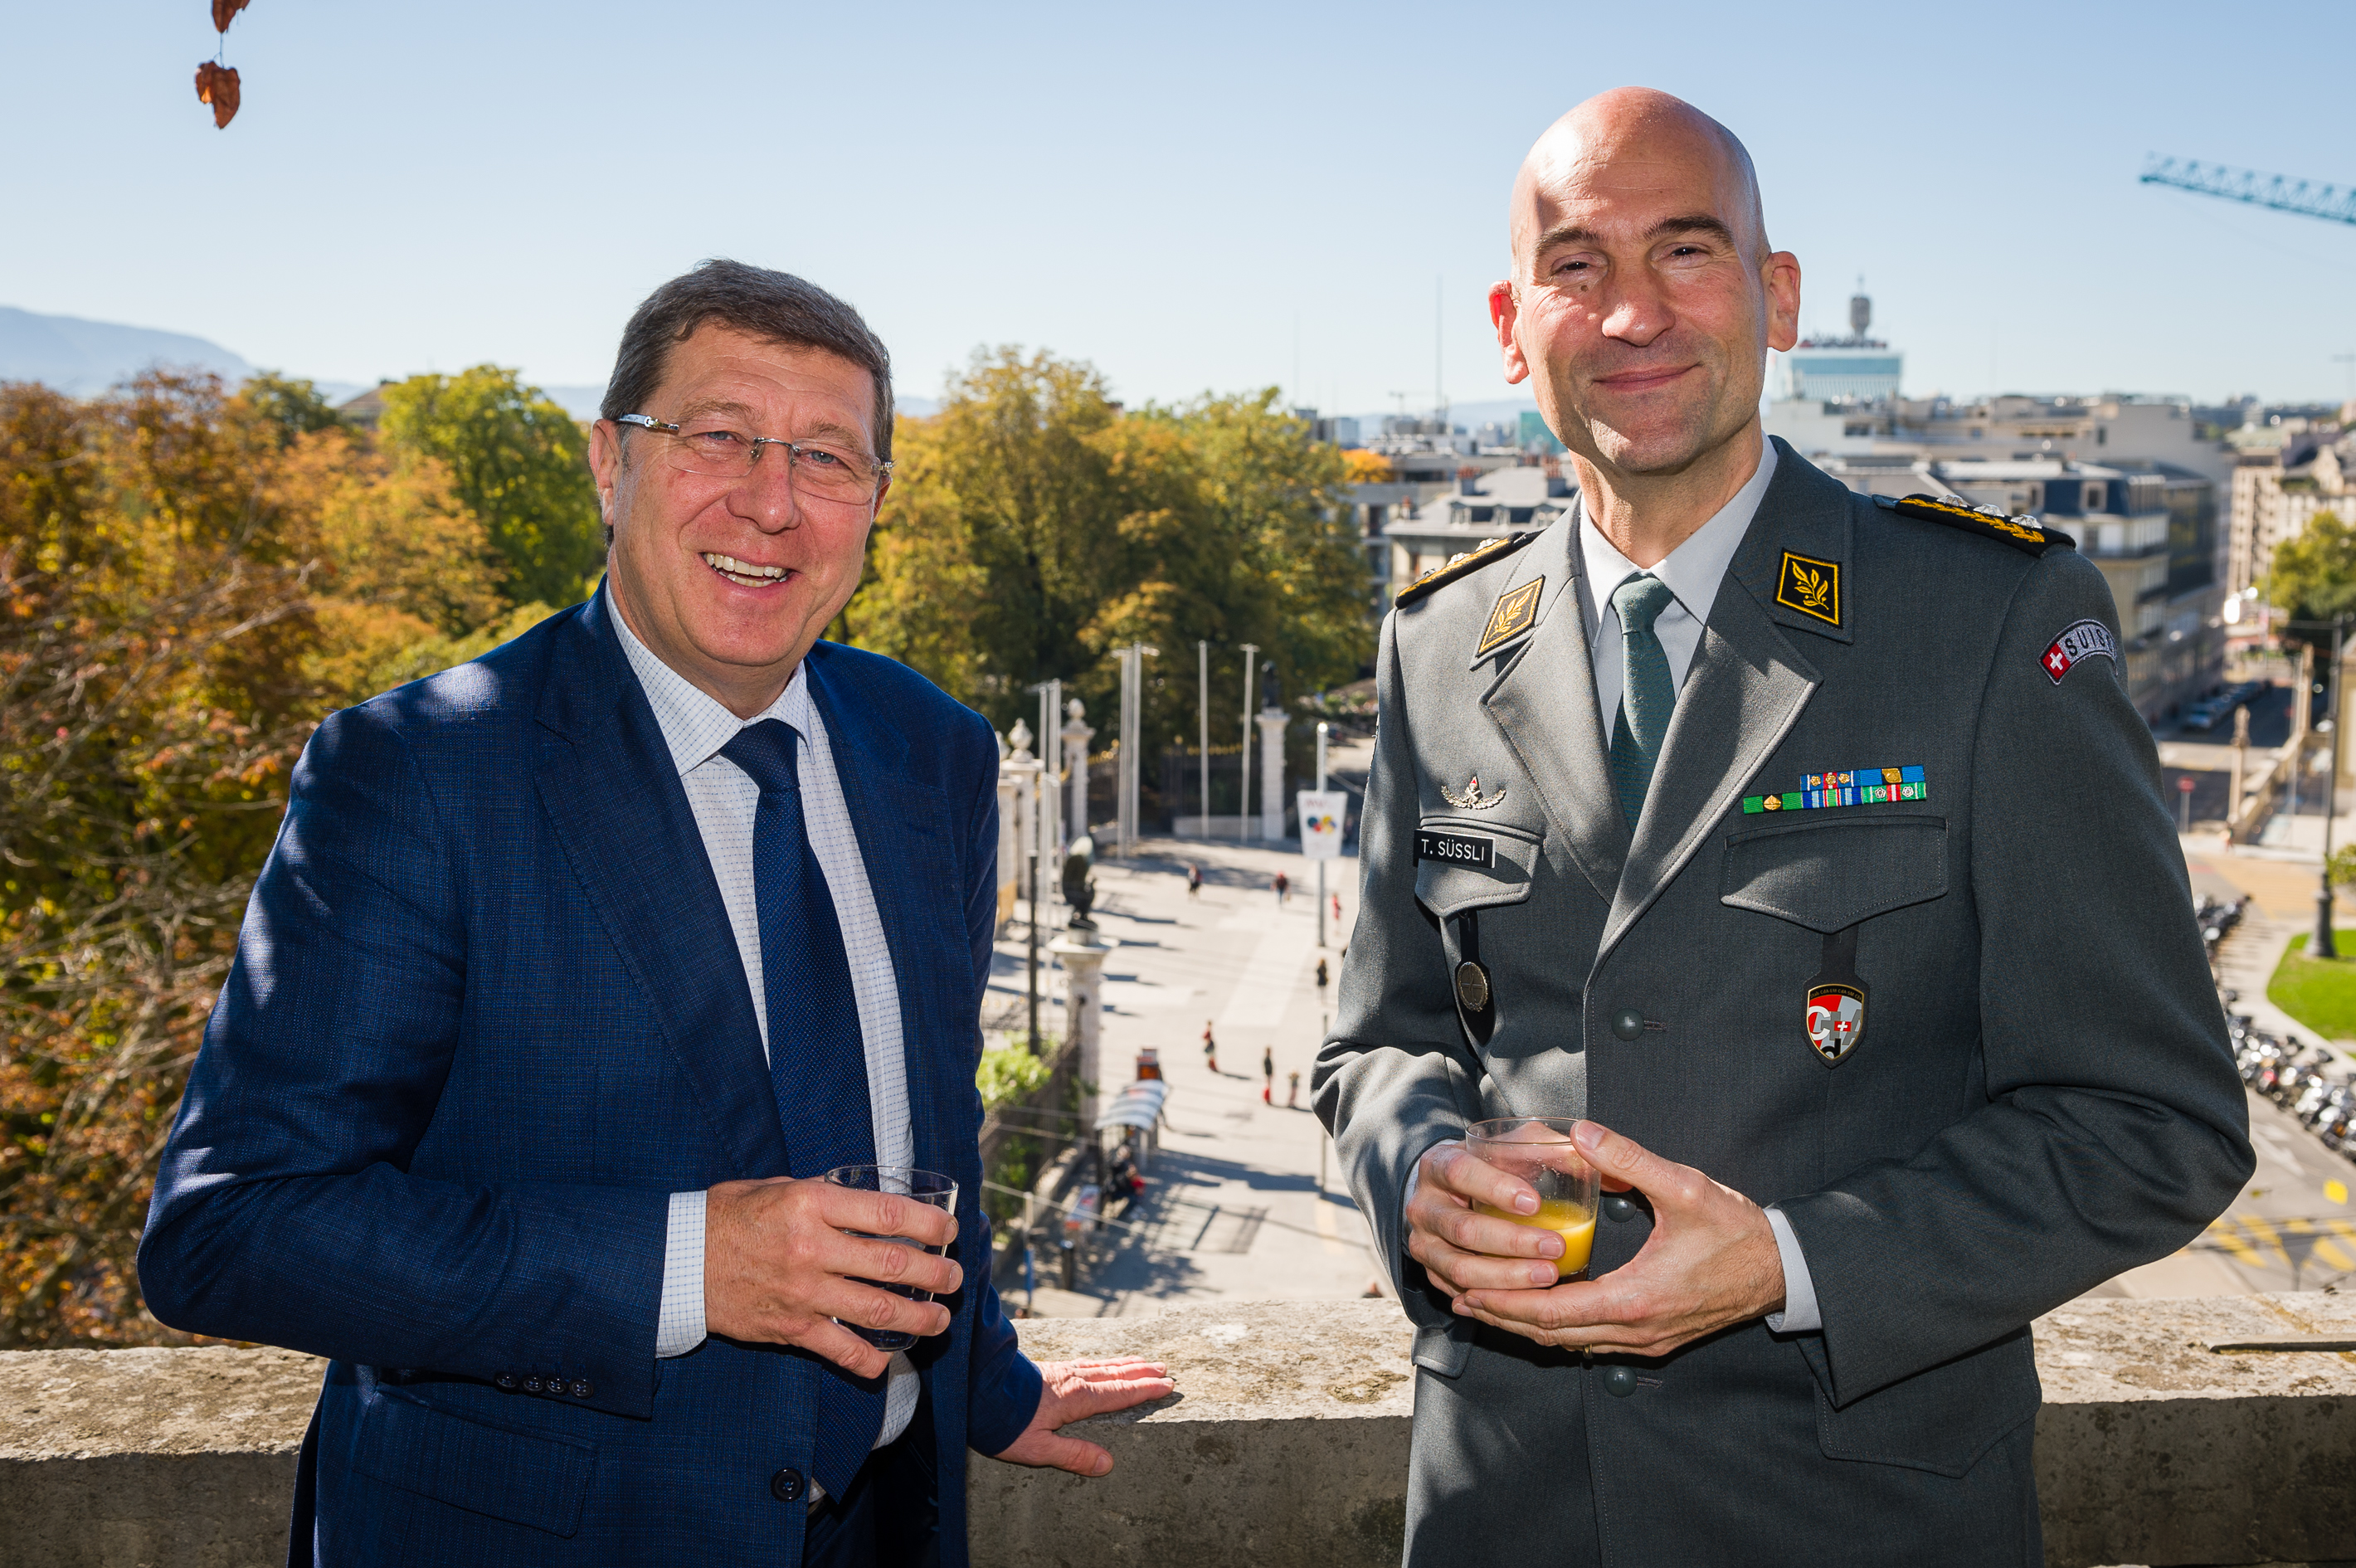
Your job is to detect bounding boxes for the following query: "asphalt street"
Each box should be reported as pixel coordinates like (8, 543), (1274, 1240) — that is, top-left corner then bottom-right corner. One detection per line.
(985, 816), (1386, 1317)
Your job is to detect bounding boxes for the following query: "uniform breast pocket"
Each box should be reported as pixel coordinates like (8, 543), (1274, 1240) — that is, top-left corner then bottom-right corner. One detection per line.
(1720, 813), (1948, 931)
(1414, 816), (1542, 919)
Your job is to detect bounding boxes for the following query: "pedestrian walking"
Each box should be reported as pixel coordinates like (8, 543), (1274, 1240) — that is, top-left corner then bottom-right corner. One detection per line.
(1202, 1020), (1217, 1074)
(1286, 1069), (1301, 1109)
(1331, 891), (1341, 926)
(1316, 957), (1330, 995)
(1186, 863), (1202, 898)
(1273, 870), (1289, 908)
(1262, 1045), (1275, 1104)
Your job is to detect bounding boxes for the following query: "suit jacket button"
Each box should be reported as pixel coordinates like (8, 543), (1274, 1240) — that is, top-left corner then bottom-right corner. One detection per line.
(771, 1467), (806, 1502)
(1609, 1008), (1643, 1041)
(1602, 1193), (1638, 1223)
(570, 1380), (593, 1399)
(1602, 1365), (1638, 1398)
(523, 1376), (543, 1394)
(494, 1374), (518, 1391)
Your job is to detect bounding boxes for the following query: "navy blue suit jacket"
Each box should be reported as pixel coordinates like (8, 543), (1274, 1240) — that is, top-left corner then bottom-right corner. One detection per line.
(139, 588), (1041, 1566)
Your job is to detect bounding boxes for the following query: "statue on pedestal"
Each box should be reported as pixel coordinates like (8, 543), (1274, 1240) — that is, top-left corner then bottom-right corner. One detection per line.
(1061, 833), (1098, 933)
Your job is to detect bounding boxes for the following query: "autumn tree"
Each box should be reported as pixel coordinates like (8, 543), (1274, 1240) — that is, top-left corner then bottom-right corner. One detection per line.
(378, 366), (604, 610)
(0, 369), (565, 1346)
(851, 348), (1373, 777)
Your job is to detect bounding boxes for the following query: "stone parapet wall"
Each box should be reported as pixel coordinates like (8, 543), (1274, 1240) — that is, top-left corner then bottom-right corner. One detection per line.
(5, 1295), (2355, 1568)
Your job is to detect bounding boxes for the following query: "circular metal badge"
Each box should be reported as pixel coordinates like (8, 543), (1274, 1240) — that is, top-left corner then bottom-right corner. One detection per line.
(1454, 960), (1492, 1012)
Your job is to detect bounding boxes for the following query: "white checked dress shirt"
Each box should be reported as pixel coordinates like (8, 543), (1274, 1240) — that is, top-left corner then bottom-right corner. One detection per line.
(613, 611), (922, 1458)
(1410, 439), (1822, 1333)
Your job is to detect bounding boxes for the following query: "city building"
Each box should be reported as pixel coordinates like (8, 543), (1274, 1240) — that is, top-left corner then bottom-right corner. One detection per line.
(1289, 407), (1362, 448)
(1379, 465), (1576, 603)
(1769, 287), (1903, 404)
(1519, 408), (1565, 455)
(1818, 454), (2221, 721)
(2227, 421), (2355, 595)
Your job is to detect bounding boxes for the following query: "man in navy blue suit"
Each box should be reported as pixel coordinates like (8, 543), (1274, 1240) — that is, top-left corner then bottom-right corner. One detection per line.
(139, 259), (1171, 1566)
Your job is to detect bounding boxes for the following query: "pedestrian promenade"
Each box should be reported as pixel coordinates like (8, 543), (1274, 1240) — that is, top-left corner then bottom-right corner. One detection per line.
(989, 835), (1385, 1316)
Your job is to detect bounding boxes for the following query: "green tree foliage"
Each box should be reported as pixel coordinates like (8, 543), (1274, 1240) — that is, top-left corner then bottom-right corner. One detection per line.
(378, 367), (603, 610)
(0, 370), (572, 1347)
(240, 372), (346, 446)
(2265, 510), (2356, 651)
(851, 348), (1373, 762)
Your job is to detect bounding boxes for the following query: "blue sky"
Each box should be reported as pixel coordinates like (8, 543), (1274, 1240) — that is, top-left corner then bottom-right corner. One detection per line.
(7, 1), (2355, 413)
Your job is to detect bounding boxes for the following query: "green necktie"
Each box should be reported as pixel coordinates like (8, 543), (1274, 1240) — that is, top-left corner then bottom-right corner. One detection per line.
(1608, 573), (1678, 830)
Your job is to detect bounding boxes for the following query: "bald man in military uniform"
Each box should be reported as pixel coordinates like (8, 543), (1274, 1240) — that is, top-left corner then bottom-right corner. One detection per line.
(1312, 88), (2251, 1566)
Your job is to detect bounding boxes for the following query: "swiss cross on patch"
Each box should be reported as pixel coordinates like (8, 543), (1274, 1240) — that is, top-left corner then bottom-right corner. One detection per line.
(2041, 618), (2117, 685)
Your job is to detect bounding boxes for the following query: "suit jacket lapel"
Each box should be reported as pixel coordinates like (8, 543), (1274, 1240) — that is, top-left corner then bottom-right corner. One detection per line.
(1480, 514), (1628, 905)
(534, 588), (788, 1177)
(1599, 441), (1844, 965)
(804, 646), (959, 1178)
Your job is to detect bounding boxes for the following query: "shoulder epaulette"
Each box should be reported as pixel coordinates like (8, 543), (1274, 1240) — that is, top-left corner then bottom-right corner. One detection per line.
(1874, 493), (2074, 558)
(1393, 532), (1538, 608)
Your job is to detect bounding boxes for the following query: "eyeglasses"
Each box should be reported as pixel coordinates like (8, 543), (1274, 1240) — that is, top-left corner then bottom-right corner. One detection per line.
(615, 413), (892, 506)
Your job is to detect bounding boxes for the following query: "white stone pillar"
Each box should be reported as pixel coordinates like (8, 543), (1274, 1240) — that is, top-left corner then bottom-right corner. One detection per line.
(995, 767), (1019, 937)
(1063, 700), (1095, 845)
(1049, 933), (1107, 1136)
(1257, 708), (1288, 840)
(1000, 719), (1040, 927)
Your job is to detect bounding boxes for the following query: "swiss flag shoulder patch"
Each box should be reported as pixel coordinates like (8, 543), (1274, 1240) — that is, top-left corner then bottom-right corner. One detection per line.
(2041, 618), (2117, 685)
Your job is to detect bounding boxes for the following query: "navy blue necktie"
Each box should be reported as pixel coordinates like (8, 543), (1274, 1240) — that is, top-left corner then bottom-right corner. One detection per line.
(718, 718), (883, 1501)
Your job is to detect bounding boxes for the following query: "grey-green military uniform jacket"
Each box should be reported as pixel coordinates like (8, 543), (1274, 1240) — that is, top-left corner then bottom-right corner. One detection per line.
(1313, 441), (2253, 1567)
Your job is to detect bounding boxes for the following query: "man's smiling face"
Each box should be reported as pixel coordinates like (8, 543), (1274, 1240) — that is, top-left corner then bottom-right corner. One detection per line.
(1496, 91), (1799, 481)
(590, 324), (886, 716)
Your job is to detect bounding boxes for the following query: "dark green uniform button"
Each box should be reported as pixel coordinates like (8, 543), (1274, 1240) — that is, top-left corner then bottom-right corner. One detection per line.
(1610, 1008), (1643, 1041)
(1601, 1365), (1638, 1398)
(1602, 1193), (1638, 1223)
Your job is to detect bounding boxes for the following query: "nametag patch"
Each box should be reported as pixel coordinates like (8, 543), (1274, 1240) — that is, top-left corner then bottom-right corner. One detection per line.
(2040, 619), (2116, 685)
(1415, 830), (1495, 868)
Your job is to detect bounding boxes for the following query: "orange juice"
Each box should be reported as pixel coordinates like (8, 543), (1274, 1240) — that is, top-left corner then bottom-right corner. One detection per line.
(1475, 1196), (1595, 1278)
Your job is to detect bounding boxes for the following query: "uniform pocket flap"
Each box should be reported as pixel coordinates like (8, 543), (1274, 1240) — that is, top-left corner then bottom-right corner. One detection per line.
(1414, 817), (1541, 920)
(353, 1386), (597, 1538)
(1721, 815), (1947, 933)
(1800, 1327), (2040, 1478)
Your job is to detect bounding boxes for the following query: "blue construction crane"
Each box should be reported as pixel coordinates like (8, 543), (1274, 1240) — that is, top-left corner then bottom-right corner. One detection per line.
(2140, 155), (2356, 226)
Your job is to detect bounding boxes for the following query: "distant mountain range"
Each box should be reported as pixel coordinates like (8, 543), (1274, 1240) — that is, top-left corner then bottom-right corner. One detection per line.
(0, 306), (253, 396)
(0, 307), (949, 424)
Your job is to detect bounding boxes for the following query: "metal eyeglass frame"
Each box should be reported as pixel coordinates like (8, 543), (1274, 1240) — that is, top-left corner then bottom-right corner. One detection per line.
(613, 413), (893, 495)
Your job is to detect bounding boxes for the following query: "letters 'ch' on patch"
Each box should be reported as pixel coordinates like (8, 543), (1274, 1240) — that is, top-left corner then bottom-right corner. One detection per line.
(1476, 578), (1545, 657)
(2040, 618), (2117, 685)
(1775, 552), (1842, 628)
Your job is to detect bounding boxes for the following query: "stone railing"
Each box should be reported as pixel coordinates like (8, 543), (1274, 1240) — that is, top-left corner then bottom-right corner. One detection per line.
(5, 1294), (2355, 1568)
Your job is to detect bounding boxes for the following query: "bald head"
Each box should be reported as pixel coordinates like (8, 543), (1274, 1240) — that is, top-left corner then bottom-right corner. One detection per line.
(1511, 88), (1768, 276)
(1486, 85), (1799, 516)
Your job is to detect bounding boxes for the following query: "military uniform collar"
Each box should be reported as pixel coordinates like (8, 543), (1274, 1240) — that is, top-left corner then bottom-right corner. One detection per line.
(1575, 438), (1775, 645)
(1725, 436), (1857, 645)
(1463, 514), (1576, 670)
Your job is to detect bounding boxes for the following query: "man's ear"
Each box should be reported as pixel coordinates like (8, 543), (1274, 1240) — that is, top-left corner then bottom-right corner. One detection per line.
(1490, 282), (1531, 387)
(1763, 251), (1803, 355)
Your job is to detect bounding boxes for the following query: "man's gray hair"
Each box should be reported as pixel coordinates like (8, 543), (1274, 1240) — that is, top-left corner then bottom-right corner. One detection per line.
(601, 258), (895, 465)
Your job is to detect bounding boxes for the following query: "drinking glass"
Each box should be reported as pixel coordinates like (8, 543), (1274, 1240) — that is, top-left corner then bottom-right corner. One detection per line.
(1465, 1118), (1600, 1280)
(824, 1164), (959, 1351)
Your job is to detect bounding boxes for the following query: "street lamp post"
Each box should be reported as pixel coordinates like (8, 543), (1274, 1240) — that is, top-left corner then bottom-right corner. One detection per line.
(1239, 643), (1259, 843)
(1197, 640), (1210, 841)
(1315, 721), (1329, 949)
(2319, 616), (2349, 957)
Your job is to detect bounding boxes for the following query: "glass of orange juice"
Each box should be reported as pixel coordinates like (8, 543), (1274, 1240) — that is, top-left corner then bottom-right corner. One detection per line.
(1466, 1118), (1599, 1280)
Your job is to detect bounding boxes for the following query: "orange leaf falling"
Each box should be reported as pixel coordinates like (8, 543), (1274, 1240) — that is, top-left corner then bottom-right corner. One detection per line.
(211, 0), (249, 32)
(194, 61), (240, 129)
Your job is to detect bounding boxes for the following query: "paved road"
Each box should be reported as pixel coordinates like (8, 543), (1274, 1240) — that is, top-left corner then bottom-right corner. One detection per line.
(986, 829), (1386, 1317)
